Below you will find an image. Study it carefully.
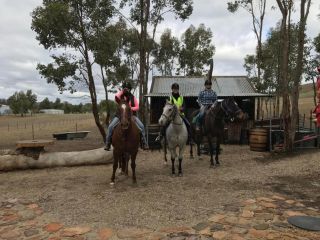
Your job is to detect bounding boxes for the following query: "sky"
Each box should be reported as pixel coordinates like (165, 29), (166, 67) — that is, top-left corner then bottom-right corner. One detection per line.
(0, 0), (319, 104)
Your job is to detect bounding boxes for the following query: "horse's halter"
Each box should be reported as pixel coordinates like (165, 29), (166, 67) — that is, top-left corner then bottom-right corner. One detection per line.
(220, 99), (241, 122)
(161, 103), (182, 125)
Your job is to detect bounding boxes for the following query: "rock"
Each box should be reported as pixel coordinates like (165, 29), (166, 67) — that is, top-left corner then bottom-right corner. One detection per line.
(24, 229), (39, 237)
(241, 210), (254, 218)
(211, 231), (228, 239)
(253, 223), (269, 230)
(208, 214), (225, 223)
(98, 228), (113, 240)
(259, 202), (277, 209)
(193, 222), (210, 231)
(61, 226), (91, 237)
(210, 223), (224, 232)
(43, 223), (63, 233)
(117, 228), (152, 239)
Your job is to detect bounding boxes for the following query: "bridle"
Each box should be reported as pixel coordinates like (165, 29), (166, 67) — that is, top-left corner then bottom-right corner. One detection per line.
(220, 99), (241, 122)
(161, 103), (183, 125)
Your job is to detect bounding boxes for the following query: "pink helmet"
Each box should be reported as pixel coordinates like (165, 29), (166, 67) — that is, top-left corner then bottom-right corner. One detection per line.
(317, 66), (320, 73)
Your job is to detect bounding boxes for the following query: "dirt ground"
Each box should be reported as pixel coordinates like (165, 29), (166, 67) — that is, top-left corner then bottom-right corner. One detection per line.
(0, 145), (319, 230)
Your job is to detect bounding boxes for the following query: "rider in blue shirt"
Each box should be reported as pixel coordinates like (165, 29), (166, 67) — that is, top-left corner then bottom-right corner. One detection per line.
(196, 80), (217, 131)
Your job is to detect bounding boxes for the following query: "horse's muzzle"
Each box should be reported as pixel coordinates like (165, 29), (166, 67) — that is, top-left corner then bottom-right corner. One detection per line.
(121, 122), (129, 130)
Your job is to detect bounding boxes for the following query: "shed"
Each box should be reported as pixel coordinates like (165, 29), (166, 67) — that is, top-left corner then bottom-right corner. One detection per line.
(0, 105), (11, 115)
(39, 109), (64, 114)
(145, 76), (268, 144)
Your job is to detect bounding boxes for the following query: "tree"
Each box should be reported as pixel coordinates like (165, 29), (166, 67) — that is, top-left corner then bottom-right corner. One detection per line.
(7, 90), (36, 116)
(153, 28), (180, 76)
(179, 24), (215, 76)
(39, 97), (52, 110)
(228, 0), (266, 119)
(31, 0), (114, 142)
(119, 0), (193, 123)
(276, 0), (312, 152)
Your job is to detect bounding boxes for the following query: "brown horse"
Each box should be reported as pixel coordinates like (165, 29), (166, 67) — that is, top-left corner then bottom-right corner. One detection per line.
(110, 100), (140, 185)
(191, 97), (246, 167)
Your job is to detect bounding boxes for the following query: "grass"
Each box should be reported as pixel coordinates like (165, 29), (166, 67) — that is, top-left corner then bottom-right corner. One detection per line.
(0, 113), (98, 150)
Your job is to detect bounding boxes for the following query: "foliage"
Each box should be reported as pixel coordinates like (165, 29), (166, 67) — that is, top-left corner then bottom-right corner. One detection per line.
(153, 29), (180, 76)
(178, 24), (215, 76)
(7, 90), (37, 116)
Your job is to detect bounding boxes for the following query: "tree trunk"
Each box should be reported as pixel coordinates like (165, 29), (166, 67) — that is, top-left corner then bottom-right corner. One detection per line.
(139, 0), (146, 124)
(101, 66), (110, 126)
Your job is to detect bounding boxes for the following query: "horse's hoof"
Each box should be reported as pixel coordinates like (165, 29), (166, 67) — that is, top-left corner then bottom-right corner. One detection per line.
(190, 156), (194, 159)
(216, 162), (220, 166)
(110, 182), (115, 186)
(210, 164), (215, 168)
(178, 173), (183, 177)
(171, 173), (176, 177)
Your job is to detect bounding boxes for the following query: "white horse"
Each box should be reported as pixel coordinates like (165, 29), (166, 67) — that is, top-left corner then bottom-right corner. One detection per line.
(158, 101), (188, 176)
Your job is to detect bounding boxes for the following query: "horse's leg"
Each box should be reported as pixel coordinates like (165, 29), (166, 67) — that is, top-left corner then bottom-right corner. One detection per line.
(215, 137), (221, 165)
(178, 145), (185, 177)
(189, 142), (193, 159)
(164, 138), (168, 165)
(111, 153), (118, 185)
(131, 151), (138, 184)
(170, 148), (176, 176)
(207, 135), (215, 168)
(124, 153), (129, 176)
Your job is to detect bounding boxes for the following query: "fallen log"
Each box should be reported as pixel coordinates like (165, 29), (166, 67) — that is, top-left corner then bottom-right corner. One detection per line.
(0, 148), (113, 171)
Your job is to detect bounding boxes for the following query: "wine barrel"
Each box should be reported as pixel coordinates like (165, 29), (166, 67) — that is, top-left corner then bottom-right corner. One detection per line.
(249, 128), (268, 151)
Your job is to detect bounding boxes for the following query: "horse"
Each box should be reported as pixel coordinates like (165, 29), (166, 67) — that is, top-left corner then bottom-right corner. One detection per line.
(191, 97), (246, 167)
(158, 100), (188, 176)
(110, 100), (140, 185)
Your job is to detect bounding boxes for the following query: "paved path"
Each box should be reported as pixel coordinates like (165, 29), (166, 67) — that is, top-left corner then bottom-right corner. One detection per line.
(1, 195), (319, 239)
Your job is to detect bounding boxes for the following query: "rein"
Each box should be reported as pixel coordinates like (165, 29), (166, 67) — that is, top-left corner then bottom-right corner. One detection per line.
(161, 104), (183, 125)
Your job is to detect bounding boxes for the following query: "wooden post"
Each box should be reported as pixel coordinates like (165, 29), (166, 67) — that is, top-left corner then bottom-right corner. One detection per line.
(32, 123), (35, 140)
(76, 123), (78, 132)
(8, 124), (9, 132)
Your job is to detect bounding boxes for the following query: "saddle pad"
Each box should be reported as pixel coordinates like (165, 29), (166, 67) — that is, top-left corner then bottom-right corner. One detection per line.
(288, 216), (320, 231)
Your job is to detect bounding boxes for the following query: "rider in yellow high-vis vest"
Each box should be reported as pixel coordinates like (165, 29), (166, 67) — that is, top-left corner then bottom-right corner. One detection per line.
(156, 83), (192, 143)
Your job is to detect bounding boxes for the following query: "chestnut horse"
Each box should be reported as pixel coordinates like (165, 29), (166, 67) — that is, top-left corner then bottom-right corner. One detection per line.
(110, 100), (140, 185)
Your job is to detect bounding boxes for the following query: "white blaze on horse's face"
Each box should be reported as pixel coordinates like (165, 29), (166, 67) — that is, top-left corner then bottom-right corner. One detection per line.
(121, 104), (126, 110)
(159, 103), (173, 126)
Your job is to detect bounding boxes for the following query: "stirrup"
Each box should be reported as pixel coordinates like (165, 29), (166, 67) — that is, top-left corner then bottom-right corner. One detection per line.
(155, 135), (162, 142)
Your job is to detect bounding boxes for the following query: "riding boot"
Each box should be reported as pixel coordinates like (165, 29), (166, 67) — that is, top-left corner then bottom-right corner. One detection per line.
(104, 141), (111, 151)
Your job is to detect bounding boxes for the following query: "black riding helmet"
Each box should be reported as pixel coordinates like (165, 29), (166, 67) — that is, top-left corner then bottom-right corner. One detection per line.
(171, 83), (179, 90)
(122, 81), (132, 90)
(204, 80), (212, 86)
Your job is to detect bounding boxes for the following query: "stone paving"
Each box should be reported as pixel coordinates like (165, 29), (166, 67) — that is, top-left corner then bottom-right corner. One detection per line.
(0, 195), (319, 240)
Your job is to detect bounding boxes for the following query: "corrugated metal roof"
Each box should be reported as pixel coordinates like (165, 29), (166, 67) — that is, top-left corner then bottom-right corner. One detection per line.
(146, 76), (268, 97)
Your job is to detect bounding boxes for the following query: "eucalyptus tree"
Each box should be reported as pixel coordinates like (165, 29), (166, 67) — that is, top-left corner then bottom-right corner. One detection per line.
(119, 0), (193, 122)
(31, 0), (114, 141)
(228, 0), (266, 119)
(153, 28), (180, 76)
(179, 24), (215, 76)
(276, 0), (312, 152)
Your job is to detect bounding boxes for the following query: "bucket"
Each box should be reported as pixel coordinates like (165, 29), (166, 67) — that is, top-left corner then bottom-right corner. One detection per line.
(249, 128), (268, 151)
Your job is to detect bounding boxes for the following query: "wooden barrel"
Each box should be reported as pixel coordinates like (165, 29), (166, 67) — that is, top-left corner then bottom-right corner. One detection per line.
(249, 128), (268, 151)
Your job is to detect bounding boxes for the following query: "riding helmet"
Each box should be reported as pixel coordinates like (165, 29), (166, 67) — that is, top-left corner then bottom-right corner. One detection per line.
(204, 80), (212, 86)
(122, 81), (132, 90)
(171, 83), (179, 90)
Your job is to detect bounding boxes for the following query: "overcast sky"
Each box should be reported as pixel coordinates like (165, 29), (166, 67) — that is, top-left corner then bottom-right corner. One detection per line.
(0, 0), (319, 104)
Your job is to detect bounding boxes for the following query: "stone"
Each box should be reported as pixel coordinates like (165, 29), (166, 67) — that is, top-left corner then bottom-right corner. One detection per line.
(257, 197), (275, 202)
(253, 223), (269, 230)
(198, 227), (211, 236)
(208, 214), (225, 223)
(284, 211), (306, 217)
(24, 229), (39, 237)
(148, 232), (166, 240)
(285, 200), (295, 204)
(231, 227), (248, 235)
(241, 199), (256, 205)
(271, 195), (286, 201)
(44, 223), (63, 233)
(260, 202), (277, 209)
(160, 226), (193, 234)
(229, 234), (246, 240)
(254, 213), (274, 221)
(211, 231), (228, 239)
(61, 226), (91, 237)
(193, 222), (209, 231)
(117, 228), (152, 239)
(209, 224), (224, 232)
(247, 229), (268, 238)
(27, 204), (39, 209)
(241, 210), (254, 218)
(0, 229), (21, 239)
(98, 228), (113, 240)
(237, 217), (251, 226)
(224, 216), (238, 225)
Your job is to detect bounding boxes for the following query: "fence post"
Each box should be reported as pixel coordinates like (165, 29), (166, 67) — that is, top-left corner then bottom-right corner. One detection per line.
(32, 123), (35, 140)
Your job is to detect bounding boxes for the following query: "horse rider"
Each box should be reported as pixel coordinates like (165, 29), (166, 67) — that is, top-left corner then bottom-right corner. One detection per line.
(195, 79), (217, 131)
(104, 81), (149, 151)
(156, 82), (192, 143)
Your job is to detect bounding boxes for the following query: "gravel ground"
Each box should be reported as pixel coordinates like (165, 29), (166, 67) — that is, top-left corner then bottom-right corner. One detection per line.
(0, 145), (319, 230)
